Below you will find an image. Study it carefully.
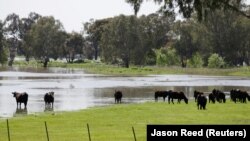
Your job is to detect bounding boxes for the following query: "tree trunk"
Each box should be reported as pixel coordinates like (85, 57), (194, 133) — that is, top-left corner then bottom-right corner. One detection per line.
(43, 57), (49, 68)
(94, 42), (98, 60)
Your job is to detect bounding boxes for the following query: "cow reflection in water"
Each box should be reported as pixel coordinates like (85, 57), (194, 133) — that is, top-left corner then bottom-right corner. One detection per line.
(14, 108), (28, 116)
(44, 106), (54, 112)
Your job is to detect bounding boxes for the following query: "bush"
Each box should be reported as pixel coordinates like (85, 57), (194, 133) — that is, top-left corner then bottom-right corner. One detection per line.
(145, 49), (156, 65)
(208, 53), (225, 68)
(156, 48), (180, 66)
(187, 52), (204, 68)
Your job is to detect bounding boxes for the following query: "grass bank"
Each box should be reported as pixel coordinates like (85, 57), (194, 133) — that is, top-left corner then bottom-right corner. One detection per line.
(0, 101), (249, 141)
(12, 60), (250, 76)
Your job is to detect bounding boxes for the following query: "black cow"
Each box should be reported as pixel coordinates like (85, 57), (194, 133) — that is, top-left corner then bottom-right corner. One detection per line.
(230, 89), (249, 103)
(194, 90), (203, 102)
(44, 92), (54, 108)
(197, 93), (207, 110)
(155, 91), (170, 102)
(168, 91), (188, 104)
(114, 91), (123, 104)
(212, 89), (226, 103)
(208, 93), (216, 103)
(12, 92), (28, 109)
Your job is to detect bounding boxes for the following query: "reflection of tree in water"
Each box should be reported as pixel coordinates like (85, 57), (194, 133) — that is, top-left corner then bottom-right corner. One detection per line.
(14, 108), (28, 117)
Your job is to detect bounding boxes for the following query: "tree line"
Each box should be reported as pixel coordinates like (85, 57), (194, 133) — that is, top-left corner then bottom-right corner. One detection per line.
(0, 1), (249, 68)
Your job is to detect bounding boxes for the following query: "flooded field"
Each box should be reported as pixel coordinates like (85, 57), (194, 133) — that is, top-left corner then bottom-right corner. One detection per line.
(1, 67), (250, 118)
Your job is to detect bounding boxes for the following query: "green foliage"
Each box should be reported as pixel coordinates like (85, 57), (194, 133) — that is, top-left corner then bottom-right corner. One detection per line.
(0, 21), (7, 65)
(27, 16), (65, 67)
(187, 52), (204, 68)
(208, 53), (225, 68)
(156, 48), (180, 66)
(145, 49), (156, 65)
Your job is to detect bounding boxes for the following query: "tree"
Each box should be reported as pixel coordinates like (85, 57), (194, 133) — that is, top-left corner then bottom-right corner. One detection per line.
(204, 8), (250, 66)
(100, 15), (142, 68)
(64, 32), (84, 63)
(84, 18), (111, 60)
(125, 0), (250, 20)
(173, 21), (199, 67)
(28, 16), (65, 67)
(19, 12), (41, 61)
(138, 13), (175, 65)
(3, 13), (20, 66)
(0, 20), (8, 65)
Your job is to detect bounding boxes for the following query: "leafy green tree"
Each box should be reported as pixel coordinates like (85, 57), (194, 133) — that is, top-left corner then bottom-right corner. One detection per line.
(84, 18), (111, 60)
(101, 15), (138, 68)
(208, 53), (225, 68)
(19, 12), (41, 61)
(3, 13), (20, 66)
(204, 8), (250, 66)
(28, 16), (65, 67)
(64, 32), (84, 63)
(173, 21), (199, 68)
(125, 0), (250, 20)
(0, 21), (8, 65)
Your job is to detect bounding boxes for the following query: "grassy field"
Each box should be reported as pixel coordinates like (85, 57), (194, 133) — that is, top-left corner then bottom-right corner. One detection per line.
(0, 101), (249, 141)
(11, 60), (250, 76)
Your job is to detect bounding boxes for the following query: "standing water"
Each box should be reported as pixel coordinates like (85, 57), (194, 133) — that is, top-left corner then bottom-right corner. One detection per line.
(1, 67), (250, 118)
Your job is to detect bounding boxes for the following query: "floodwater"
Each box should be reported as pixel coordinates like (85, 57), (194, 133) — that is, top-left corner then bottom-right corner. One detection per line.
(1, 67), (250, 118)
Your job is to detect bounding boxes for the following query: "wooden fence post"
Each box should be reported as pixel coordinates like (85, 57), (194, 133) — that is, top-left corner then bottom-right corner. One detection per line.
(45, 121), (50, 141)
(132, 126), (137, 141)
(7, 119), (11, 141)
(87, 123), (91, 141)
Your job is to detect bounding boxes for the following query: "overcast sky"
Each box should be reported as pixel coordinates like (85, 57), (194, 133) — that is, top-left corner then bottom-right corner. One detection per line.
(0, 0), (159, 32)
(1, 0), (249, 32)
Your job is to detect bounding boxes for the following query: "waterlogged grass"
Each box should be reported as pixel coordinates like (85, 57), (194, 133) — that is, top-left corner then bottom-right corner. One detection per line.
(0, 101), (249, 141)
(11, 60), (250, 76)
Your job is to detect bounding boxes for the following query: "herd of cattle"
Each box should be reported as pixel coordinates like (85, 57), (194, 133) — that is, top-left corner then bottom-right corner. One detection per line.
(12, 88), (250, 111)
(115, 88), (250, 110)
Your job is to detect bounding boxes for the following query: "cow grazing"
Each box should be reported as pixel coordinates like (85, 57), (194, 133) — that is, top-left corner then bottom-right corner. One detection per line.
(212, 89), (226, 103)
(114, 90), (122, 104)
(168, 91), (188, 104)
(230, 89), (249, 103)
(197, 93), (207, 110)
(12, 92), (28, 109)
(155, 91), (170, 102)
(44, 92), (54, 108)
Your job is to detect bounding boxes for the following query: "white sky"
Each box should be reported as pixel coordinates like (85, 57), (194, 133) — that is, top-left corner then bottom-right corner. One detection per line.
(0, 0), (159, 32)
(1, 0), (249, 33)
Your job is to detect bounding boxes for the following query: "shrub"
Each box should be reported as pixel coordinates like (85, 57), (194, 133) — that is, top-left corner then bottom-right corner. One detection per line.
(187, 52), (204, 68)
(156, 48), (180, 66)
(208, 53), (225, 68)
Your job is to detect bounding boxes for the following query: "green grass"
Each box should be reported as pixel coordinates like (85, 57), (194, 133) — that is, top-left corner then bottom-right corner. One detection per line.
(11, 60), (250, 76)
(0, 101), (249, 141)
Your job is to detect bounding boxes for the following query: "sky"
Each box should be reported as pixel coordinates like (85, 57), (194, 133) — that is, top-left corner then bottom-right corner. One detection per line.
(0, 0), (159, 32)
(1, 0), (250, 33)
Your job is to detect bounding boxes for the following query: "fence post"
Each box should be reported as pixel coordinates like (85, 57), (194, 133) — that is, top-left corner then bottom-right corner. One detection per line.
(132, 126), (137, 141)
(7, 119), (10, 141)
(45, 121), (50, 141)
(87, 123), (91, 141)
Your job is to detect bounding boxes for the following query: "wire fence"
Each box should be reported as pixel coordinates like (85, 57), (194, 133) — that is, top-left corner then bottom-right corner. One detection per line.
(0, 119), (137, 141)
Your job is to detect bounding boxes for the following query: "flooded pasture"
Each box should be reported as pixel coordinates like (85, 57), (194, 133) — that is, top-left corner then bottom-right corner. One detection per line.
(1, 67), (250, 118)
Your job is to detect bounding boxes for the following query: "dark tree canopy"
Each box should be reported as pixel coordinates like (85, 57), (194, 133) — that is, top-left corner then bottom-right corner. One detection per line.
(126, 0), (250, 20)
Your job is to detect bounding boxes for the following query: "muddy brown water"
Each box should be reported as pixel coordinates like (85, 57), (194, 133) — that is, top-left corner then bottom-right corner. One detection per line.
(1, 67), (250, 118)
